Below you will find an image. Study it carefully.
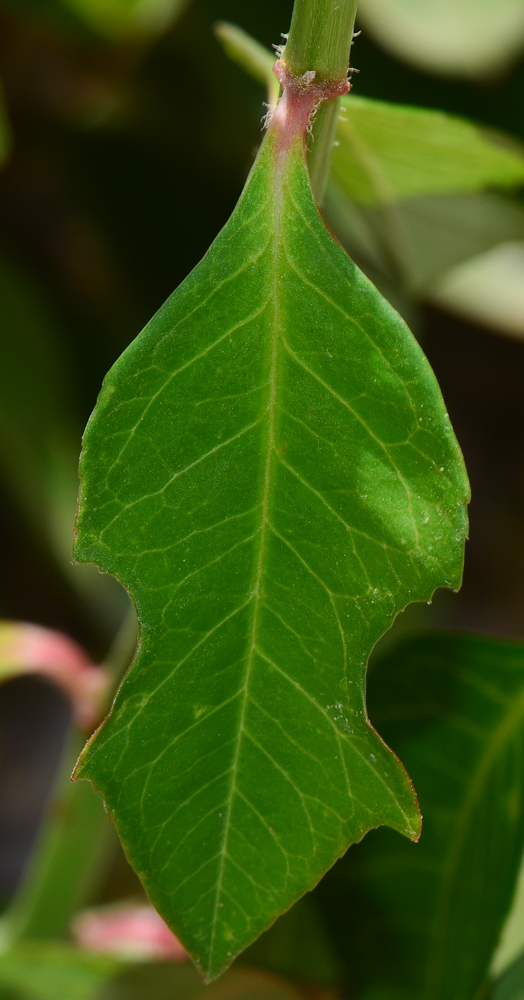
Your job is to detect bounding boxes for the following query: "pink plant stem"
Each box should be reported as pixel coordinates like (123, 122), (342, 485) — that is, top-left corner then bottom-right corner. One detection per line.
(269, 60), (350, 154)
(0, 621), (107, 729)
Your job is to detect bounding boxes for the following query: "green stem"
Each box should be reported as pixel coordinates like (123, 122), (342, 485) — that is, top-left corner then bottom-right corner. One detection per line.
(285, 0), (359, 81)
(285, 0), (359, 203)
(1, 733), (115, 943)
(0, 607), (138, 946)
(307, 99), (341, 206)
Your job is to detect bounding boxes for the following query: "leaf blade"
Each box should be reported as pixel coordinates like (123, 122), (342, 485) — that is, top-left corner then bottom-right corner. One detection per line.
(74, 122), (468, 978)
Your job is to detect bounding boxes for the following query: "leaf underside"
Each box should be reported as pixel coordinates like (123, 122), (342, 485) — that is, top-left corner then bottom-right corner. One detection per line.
(74, 125), (469, 979)
(317, 634), (524, 1000)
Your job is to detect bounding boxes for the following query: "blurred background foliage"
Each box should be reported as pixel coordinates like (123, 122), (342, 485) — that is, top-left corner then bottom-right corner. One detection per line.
(2, 0), (524, 996)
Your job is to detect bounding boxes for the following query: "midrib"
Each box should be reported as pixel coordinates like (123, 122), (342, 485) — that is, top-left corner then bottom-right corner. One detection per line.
(207, 141), (284, 973)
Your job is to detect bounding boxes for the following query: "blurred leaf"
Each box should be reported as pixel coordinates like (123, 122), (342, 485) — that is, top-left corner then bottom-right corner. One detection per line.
(332, 96), (524, 206)
(60, 0), (190, 39)
(0, 946), (309, 1000)
(0, 253), (72, 506)
(428, 241), (524, 339)
(494, 854), (524, 978)
(0, 250), (84, 567)
(0, 252), (127, 628)
(490, 951), (524, 1000)
(214, 22), (279, 105)
(315, 634), (524, 1000)
(241, 895), (342, 988)
(356, 0), (524, 78)
(396, 194), (524, 291)
(73, 97), (469, 978)
(0, 942), (117, 1000)
(326, 187), (524, 294)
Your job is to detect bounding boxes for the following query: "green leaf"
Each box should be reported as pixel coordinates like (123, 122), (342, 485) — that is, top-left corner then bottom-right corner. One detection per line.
(316, 634), (524, 1000)
(325, 188), (524, 295)
(3, 735), (114, 945)
(241, 894), (342, 988)
(74, 107), (468, 979)
(493, 852), (524, 978)
(490, 951), (524, 1000)
(331, 96), (524, 206)
(356, 0), (524, 78)
(0, 250), (126, 627)
(0, 943), (118, 1000)
(0, 946), (313, 1000)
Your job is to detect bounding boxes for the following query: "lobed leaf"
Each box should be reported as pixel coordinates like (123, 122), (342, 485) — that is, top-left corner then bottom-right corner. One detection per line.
(74, 94), (469, 978)
(316, 634), (524, 1000)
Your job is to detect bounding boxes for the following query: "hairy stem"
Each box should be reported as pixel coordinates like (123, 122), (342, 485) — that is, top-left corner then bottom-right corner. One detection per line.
(285, 0), (359, 81)
(284, 0), (359, 203)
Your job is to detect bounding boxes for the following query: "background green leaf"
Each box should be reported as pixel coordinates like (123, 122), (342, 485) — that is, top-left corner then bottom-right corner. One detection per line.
(240, 894), (342, 988)
(0, 252), (127, 631)
(332, 96), (524, 206)
(326, 189), (524, 295)
(315, 633), (524, 1000)
(490, 951), (524, 1000)
(0, 943), (117, 1000)
(0, 946), (315, 1000)
(74, 110), (468, 976)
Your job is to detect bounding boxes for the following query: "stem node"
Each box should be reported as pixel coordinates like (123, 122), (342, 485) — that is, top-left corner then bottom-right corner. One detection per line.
(283, 0), (359, 202)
